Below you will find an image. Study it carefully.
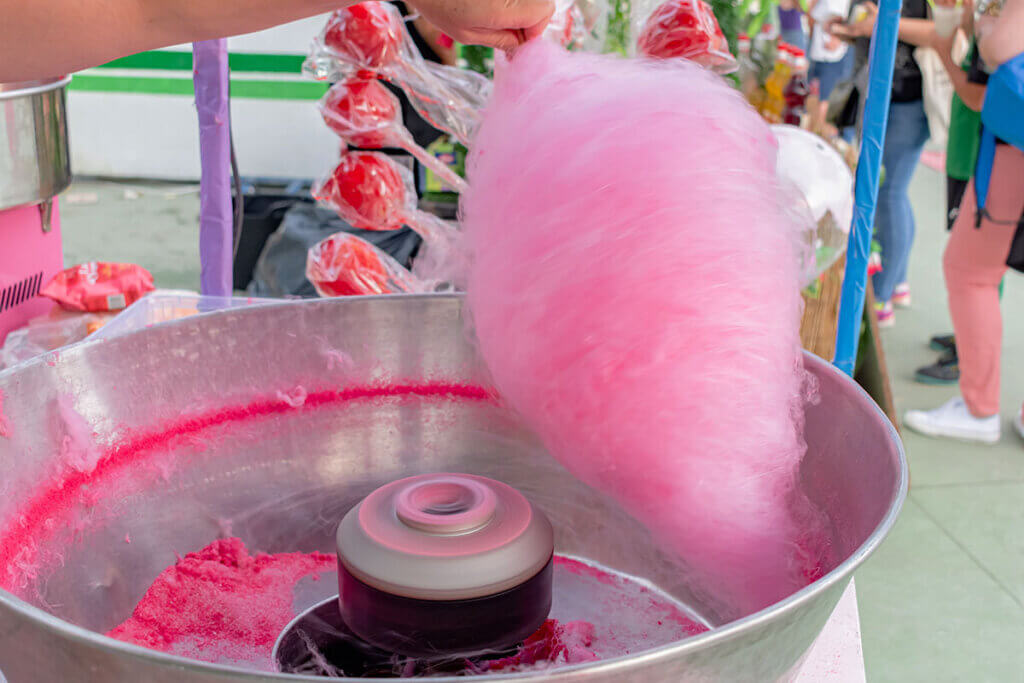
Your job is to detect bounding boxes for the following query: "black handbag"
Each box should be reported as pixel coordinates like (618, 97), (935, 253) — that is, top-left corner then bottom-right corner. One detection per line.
(1006, 221), (1024, 274)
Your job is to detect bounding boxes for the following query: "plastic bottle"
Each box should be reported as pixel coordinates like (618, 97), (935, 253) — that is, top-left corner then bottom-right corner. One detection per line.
(783, 48), (810, 126)
(761, 44), (792, 123)
(737, 33), (760, 101)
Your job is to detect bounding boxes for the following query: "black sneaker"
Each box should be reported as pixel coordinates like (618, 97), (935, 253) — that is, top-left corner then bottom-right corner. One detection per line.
(915, 349), (959, 385)
(929, 334), (956, 353)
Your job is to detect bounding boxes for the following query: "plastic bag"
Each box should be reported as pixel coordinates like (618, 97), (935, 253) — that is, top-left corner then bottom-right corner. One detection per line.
(544, 0), (588, 48)
(636, 0), (737, 74)
(40, 263), (155, 312)
(574, 0), (609, 53)
(313, 151), (416, 231)
(771, 125), (853, 285)
(320, 78), (468, 192)
(306, 232), (424, 296)
(313, 151), (459, 280)
(305, 2), (490, 146)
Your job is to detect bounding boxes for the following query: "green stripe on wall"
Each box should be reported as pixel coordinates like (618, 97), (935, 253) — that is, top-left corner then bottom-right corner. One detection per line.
(97, 51), (307, 74)
(69, 75), (328, 100)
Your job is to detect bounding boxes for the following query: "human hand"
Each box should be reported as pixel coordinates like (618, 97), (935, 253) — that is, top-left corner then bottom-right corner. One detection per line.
(404, 0), (555, 51)
(846, 1), (878, 36)
(930, 24), (957, 54)
(960, 0), (975, 32)
(825, 15), (853, 39)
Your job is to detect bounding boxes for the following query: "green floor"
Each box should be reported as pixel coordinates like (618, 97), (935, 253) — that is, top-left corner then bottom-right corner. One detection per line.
(854, 164), (1024, 682)
(60, 165), (1024, 680)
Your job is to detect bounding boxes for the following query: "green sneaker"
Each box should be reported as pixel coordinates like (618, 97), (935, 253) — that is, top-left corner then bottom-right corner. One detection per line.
(929, 334), (955, 353)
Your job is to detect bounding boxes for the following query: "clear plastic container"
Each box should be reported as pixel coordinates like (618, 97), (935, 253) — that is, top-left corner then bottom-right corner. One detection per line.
(92, 291), (281, 340)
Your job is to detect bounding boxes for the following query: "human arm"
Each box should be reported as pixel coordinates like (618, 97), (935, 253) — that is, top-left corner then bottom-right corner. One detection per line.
(830, 2), (934, 46)
(0, 0), (553, 82)
(977, 0), (1024, 67)
(807, 0), (819, 34)
(932, 31), (987, 110)
(412, 16), (457, 65)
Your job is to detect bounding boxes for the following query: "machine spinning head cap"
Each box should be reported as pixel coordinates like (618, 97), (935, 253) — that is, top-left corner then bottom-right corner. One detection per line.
(336, 473), (554, 658)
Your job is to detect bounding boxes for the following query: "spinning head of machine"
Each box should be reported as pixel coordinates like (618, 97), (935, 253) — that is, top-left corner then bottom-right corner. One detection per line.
(275, 473), (554, 674)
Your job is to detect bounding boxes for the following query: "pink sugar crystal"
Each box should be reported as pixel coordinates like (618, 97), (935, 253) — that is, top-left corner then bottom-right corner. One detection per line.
(108, 538), (335, 666)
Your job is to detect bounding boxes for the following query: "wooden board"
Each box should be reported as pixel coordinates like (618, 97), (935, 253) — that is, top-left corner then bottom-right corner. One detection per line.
(855, 283), (900, 431)
(798, 256), (899, 431)
(800, 256), (845, 361)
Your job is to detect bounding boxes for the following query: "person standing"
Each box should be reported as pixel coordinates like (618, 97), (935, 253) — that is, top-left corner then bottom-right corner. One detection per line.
(808, 0), (853, 117)
(916, 12), (992, 384)
(905, 0), (1024, 443)
(779, 0), (808, 51)
(833, 0), (935, 328)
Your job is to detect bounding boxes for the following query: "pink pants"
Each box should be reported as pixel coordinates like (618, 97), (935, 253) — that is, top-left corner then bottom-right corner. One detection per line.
(943, 146), (1024, 417)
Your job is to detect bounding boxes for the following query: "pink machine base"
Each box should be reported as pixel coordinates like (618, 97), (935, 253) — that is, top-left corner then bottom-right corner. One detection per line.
(0, 202), (64, 345)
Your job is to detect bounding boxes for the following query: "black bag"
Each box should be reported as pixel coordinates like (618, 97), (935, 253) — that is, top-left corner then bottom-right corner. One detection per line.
(1006, 222), (1024, 274)
(833, 83), (860, 130)
(247, 203), (421, 298)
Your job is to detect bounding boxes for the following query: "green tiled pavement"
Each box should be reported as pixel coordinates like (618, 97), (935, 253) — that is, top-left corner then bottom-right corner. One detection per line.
(61, 181), (201, 292)
(855, 163), (1024, 682)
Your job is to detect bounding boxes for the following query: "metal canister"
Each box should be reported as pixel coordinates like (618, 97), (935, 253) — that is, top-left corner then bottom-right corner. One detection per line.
(0, 78), (72, 212)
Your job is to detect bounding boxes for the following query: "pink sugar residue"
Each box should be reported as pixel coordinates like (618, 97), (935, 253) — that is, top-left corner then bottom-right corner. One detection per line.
(0, 382), (490, 592)
(486, 619), (599, 671)
(108, 538), (335, 666)
(275, 386), (309, 408)
(57, 394), (102, 474)
(0, 389), (10, 438)
(106, 539), (604, 672)
(105, 539), (705, 675)
(555, 556), (621, 587)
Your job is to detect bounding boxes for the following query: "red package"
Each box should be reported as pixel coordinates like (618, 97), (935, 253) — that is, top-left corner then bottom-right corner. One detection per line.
(306, 232), (420, 296)
(637, 0), (737, 74)
(323, 2), (403, 69)
(41, 263), (155, 312)
(313, 151), (413, 231)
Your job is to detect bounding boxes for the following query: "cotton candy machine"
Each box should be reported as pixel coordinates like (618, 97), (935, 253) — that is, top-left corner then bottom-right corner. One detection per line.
(0, 78), (71, 343)
(0, 295), (905, 681)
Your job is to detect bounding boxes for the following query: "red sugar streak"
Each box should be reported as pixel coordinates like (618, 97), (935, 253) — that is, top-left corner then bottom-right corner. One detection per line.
(486, 619), (599, 670)
(0, 383), (491, 591)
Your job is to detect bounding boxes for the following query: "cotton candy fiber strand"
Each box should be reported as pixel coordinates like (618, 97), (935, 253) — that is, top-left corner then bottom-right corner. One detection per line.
(462, 42), (825, 616)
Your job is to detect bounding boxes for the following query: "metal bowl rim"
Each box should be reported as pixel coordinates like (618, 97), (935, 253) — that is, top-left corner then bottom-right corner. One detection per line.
(0, 76), (71, 101)
(0, 294), (908, 681)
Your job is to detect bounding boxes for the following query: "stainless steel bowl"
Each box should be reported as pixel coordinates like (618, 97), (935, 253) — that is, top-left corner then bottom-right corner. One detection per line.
(0, 295), (906, 681)
(0, 78), (72, 211)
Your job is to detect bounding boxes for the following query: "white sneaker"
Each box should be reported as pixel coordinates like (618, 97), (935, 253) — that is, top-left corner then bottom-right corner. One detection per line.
(904, 397), (1000, 444)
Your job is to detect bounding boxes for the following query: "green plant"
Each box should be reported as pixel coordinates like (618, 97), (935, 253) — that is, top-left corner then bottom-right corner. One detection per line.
(605, 0), (632, 55)
(457, 45), (494, 77)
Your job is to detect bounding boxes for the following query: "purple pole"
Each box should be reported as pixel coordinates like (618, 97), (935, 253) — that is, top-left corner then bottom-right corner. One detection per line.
(193, 39), (234, 296)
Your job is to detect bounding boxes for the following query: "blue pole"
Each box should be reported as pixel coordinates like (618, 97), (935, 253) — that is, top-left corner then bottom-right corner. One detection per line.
(833, 0), (903, 376)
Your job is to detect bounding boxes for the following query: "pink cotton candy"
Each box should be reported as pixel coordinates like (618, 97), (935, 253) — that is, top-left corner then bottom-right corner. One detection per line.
(462, 42), (824, 616)
(0, 390), (9, 439)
